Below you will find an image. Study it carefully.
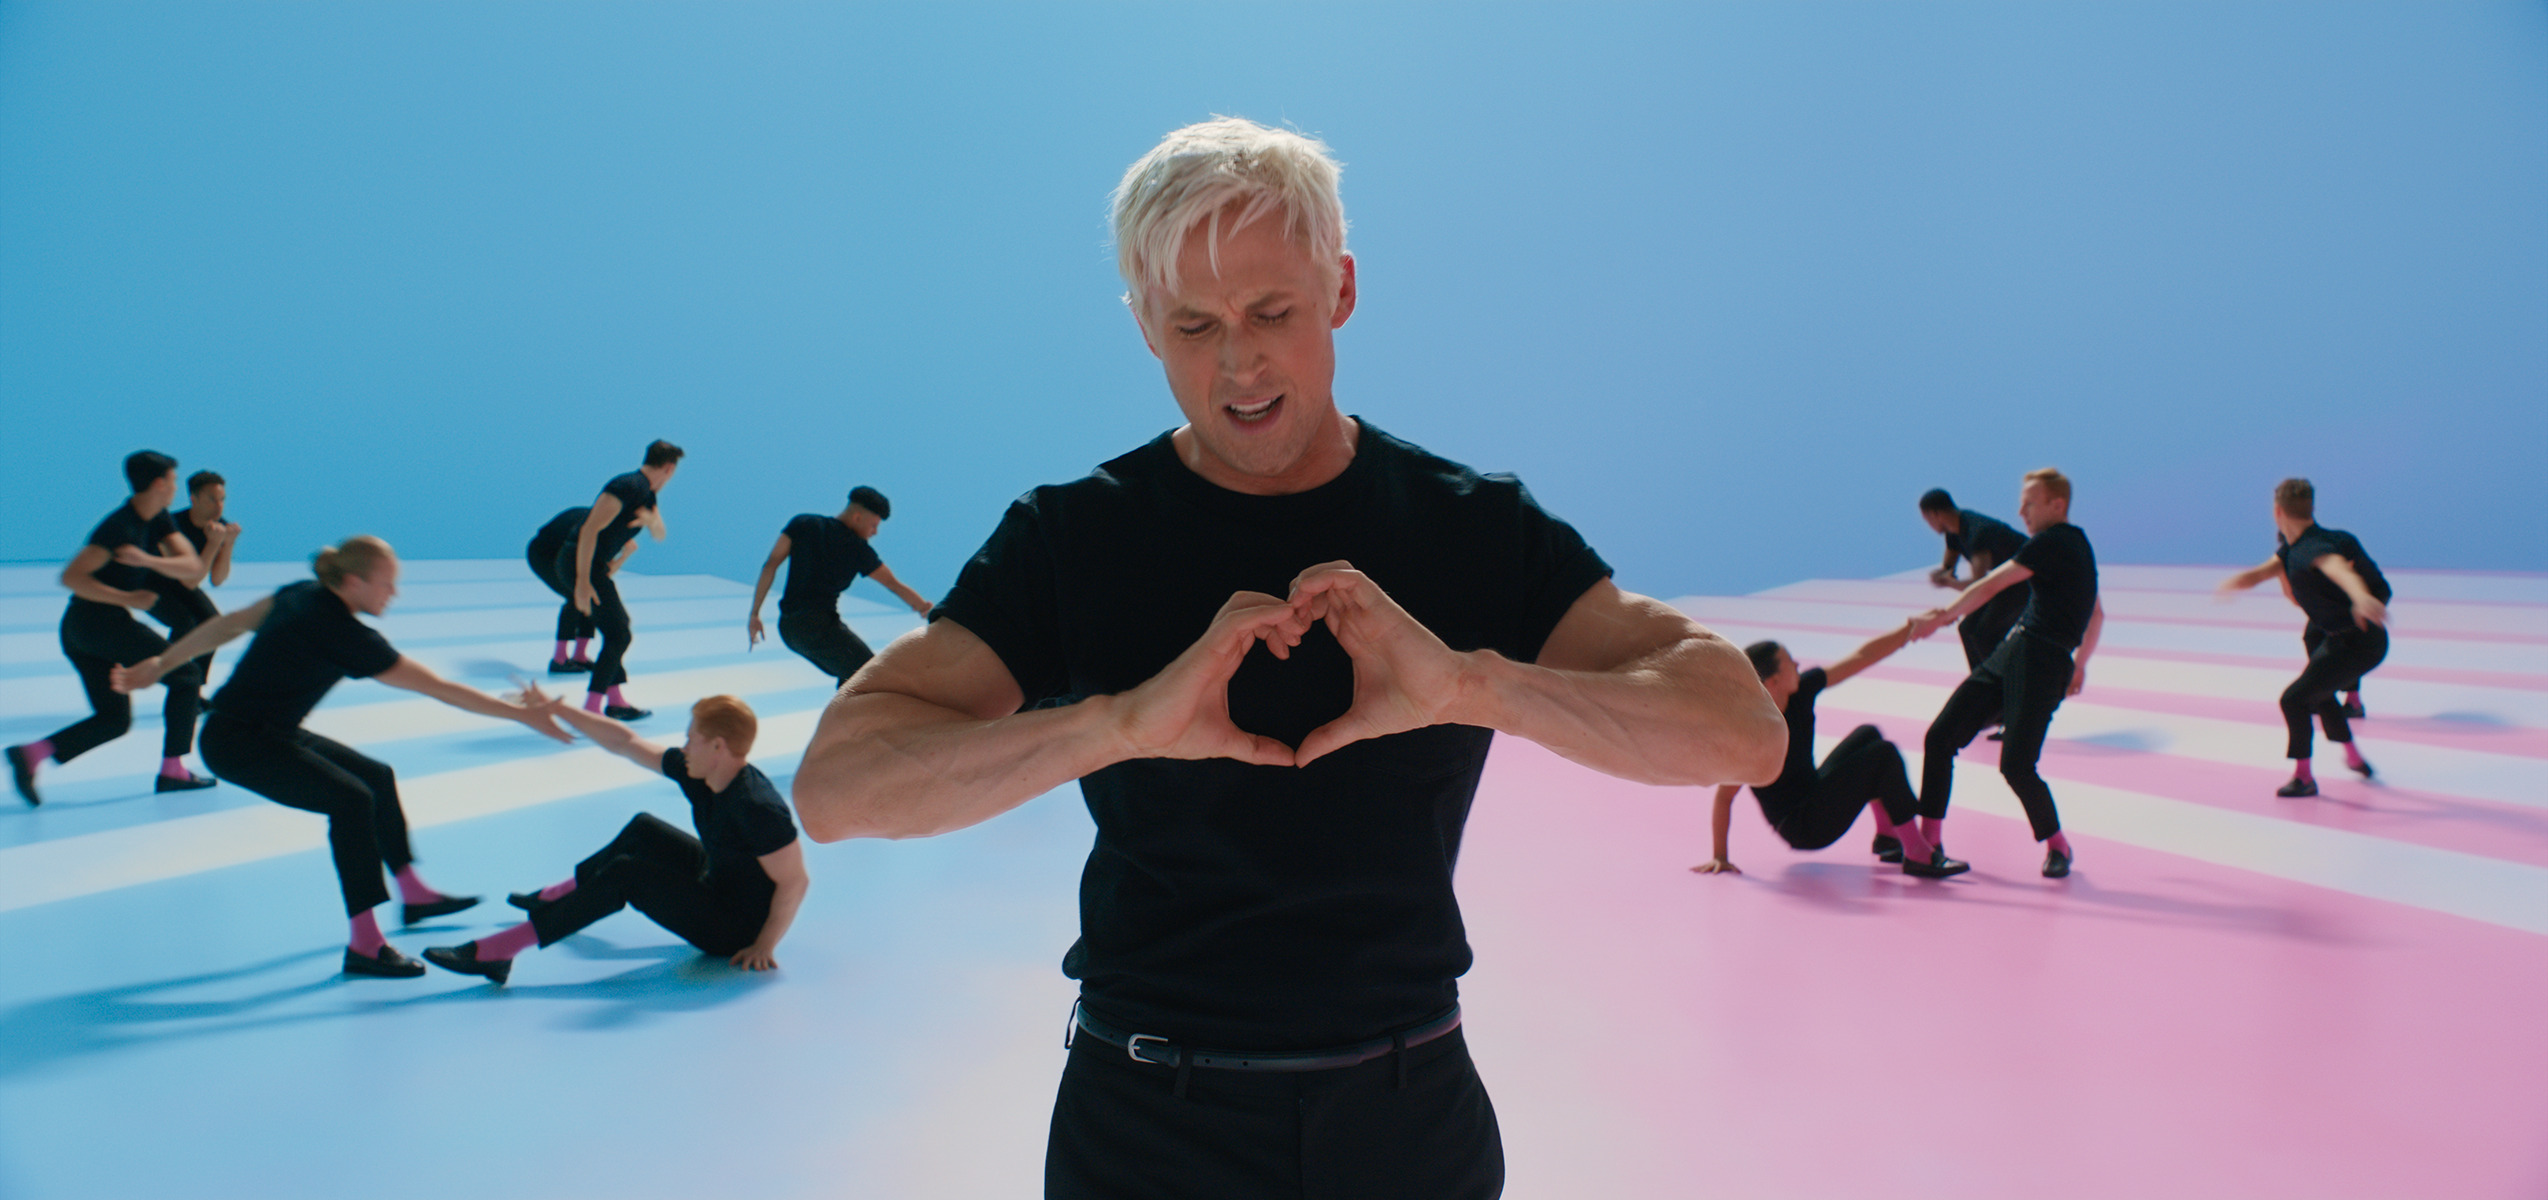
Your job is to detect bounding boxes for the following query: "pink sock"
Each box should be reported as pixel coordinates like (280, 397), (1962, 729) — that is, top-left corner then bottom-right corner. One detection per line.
(160, 757), (191, 779)
(552, 640), (573, 664)
(2047, 831), (2073, 856)
(350, 910), (387, 955)
(475, 922), (540, 962)
(2293, 758), (2315, 783)
(573, 638), (591, 660)
(1870, 805), (1899, 836)
(2342, 743), (2367, 770)
(393, 865), (443, 905)
(607, 685), (628, 707)
(1894, 824), (1935, 861)
(584, 692), (606, 714)
(538, 878), (578, 902)
(21, 739), (53, 766)
(1919, 817), (1942, 848)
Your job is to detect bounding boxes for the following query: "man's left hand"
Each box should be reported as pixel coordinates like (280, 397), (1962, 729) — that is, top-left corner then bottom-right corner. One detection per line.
(730, 943), (779, 971)
(1284, 562), (1471, 767)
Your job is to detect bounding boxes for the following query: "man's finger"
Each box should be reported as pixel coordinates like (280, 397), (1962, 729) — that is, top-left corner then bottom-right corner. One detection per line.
(1294, 714), (1378, 768)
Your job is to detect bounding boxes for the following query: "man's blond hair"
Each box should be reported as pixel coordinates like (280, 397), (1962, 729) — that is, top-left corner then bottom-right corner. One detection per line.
(2023, 467), (2072, 505)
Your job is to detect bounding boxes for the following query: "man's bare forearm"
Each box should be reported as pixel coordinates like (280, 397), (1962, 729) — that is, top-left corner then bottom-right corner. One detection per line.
(1447, 635), (1784, 788)
(793, 691), (1133, 842)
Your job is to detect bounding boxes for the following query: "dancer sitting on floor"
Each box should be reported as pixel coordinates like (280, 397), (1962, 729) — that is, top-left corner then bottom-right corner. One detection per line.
(2216, 477), (2390, 797)
(422, 691), (807, 985)
(112, 536), (570, 977)
(1910, 467), (2104, 880)
(10, 451), (212, 805)
(1694, 620), (1968, 878)
(746, 485), (934, 688)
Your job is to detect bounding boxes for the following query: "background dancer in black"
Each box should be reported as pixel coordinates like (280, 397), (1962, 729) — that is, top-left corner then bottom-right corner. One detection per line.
(148, 470), (242, 722)
(2217, 478), (2391, 796)
(1920, 488), (2032, 673)
(1911, 468), (2104, 879)
(528, 501), (644, 677)
(8, 451), (211, 805)
(746, 485), (933, 687)
(1694, 620), (1968, 878)
(113, 537), (569, 977)
(561, 440), (682, 718)
(424, 692), (808, 985)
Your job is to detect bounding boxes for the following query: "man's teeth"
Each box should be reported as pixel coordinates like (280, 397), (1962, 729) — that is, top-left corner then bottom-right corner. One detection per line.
(1229, 397), (1278, 417)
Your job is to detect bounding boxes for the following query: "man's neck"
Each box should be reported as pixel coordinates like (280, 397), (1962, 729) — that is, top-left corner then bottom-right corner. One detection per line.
(129, 494), (167, 520)
(702, 761), (744, 794)
(1173, 413), (1362, 496)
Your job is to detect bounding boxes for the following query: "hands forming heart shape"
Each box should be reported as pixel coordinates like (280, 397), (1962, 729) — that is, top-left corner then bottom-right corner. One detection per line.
(1112, 561), (1471, 769)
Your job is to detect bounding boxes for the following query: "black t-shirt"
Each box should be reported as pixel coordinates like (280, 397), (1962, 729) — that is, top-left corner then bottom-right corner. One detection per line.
(1750, 667), (1828, 820)
(2279, 526), (2391, 636)
(935, 421), (1612, 1049)
(151, 509), (218, 602)
(661, 747), (798, 903)
(531, 500), (648, 571)
(71, 501), (183, 617)
(776, 513), (883, 616)
(1945, 509), (2027, 570)
(2012, 523), (2098, 651)
(211, 580), (401, 727)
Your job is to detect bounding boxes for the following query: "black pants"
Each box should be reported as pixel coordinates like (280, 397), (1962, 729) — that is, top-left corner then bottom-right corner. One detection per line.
(2300, 628), (2365, 697)
(1960, 582), (2029, 671)
(1920, 631), (2075, 841)
(44, 603), (204, 763)
(199, 715), (414, 916)
(2284, 626), (2388, 759)
(526, 539), (596, 643)
(529, 814), (766, 955)
(1759, 724), (1918, 850)
(534, 544), (632, 693)
(778, 609), (874, 686)
(1046, 1022), (1503, 1200)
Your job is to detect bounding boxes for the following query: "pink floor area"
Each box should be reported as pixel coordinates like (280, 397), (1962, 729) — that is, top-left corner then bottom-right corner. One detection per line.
(1450, 566), (2548, 1200)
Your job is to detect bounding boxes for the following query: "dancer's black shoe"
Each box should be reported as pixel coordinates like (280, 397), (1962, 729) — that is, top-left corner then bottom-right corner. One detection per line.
(2342, 695), (2366, 720)
(344, 944), (427, 978)
(6, 744), (39, 806)
(154, 771), (216, 793)
(547, 657), (593, 675)
(1872, 833), (1904, 864)
(2275, 776), (2318, 798)
(508, 890), (554, 914)
(603, 705), (651, 722)
(423, 942), (513, 985)
(401, 895), (481, 926)
(1901, 847), (1970, 879)
(2346, 755), (2375, 779)
(1985, 730), (2004, 742)
(2042, 847), (2072, 878)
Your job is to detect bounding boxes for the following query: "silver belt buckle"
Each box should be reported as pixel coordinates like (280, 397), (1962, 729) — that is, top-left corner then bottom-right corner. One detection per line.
(1125, 1032), (1170, 1065)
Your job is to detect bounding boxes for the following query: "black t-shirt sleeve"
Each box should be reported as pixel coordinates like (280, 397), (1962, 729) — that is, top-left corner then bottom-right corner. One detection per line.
(85, 510), (125, 552)
(933, 496), (1070, 703)
(2012, 527), (2066, 576)
(730, 785), (800, 858)
(781, 513), (820, 548)
(1796, 666), (1829, 706)
(849, 537), (883, 578)
(1503, 478), (1613, 664)
(146, 511), (182, 551)
(324, 614), (401, 680)
(660, 746), (687, 782)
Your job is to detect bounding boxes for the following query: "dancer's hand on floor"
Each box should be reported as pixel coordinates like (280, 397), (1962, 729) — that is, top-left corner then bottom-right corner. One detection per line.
(1691, 858), (1742, 876)
(731, 942), (780, 971)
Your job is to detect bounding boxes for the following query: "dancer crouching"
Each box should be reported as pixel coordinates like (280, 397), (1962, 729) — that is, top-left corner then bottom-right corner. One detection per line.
(2216, 478), (2390, 796)
(423, 691), (806, 985)
(113, 537), (570, 977)
(1694, 620), (1968, 878)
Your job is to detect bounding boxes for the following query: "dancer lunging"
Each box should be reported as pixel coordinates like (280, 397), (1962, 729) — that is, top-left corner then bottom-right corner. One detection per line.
(2217, 478), (2390, 797)
(1694, 620), (1968, 878)
(113, 537), (569, 977)
(544, 440), (682, 716)
(1911, 468), (2103, 879)
(527, 500), (644, 678)
(747, 485), (933, 688)
(423, 692), (807, 984)
(9, 451), (212, 805)
(147, 470), (243, 738)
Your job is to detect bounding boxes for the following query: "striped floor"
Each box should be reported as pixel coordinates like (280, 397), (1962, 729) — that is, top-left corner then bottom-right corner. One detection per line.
(0, 561), (2540, 1198)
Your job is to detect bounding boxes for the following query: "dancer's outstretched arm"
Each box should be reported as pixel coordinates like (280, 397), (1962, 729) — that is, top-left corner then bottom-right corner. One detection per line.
(1823, 619), (1918, 688)
(528, 684), (670, 767)
(2219, 556), (2280, 594)
(376, 660), (570, 742)
(112, 597), (275, 691)
(866, 564), (933, 615)
(1911, 559), (2034, 639)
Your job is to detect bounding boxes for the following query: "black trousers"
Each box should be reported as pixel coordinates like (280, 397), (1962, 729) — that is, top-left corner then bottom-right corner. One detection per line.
(45, 604), (204, 763)
(1920, 631), (2075, 841)
(529, 814), (766, 955)
(1046, 1022), (1503, 1200)
(777, 609), (874, 686)
(535, 544), (633, 693)
(1960, 582), (2029, 671)
(2284, 626), (2388, 759)
(2300, 628), (2365, 696)
(1760, 724), (1918, 850)
(199, 715), (414, 916)
(526, 539), (596, 643)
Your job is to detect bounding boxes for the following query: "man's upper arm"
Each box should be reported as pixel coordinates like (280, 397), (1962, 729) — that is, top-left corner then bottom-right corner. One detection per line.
(1534, 578), (1709, 673)
(848, 617), (1026, 721)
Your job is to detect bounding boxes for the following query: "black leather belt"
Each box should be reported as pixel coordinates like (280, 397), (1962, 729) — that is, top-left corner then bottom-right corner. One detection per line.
(1069, 1002), (1462, 1072)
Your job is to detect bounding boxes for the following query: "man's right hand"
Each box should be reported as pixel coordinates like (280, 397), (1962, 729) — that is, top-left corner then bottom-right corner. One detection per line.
(1927, 568), (1959, 589)
(574, 579), (598, 615)
(110, 656), (167, 694)
(119, 587), (159, 610)
(748, 613), (766, 647)
(1107, 591), (1308, 768)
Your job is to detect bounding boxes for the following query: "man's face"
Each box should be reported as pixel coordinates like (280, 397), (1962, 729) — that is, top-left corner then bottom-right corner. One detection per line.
(341, 555), (401, 617)
(648, 461), (679, 491)
(848, 508), (883, 539)
(1140, 206), (1357, 494)
(194, 483), (227, 523)
(2017, 481), (2065, 534)
(681, 723), (732, 779)
(1768, 647), (1800, 704)
(1921, 509), (1952, 536)
(142, 468), (178, 509)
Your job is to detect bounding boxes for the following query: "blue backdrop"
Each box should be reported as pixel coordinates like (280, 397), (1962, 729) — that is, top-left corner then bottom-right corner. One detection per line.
(4, 2), (2542, 600)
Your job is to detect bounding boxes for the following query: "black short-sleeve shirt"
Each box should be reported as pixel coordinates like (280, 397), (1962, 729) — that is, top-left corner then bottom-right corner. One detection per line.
(591, 471), (658, 563)
(933, 421), (1612, 1049)
(1750, 667), (1829, 822)
(2012, 523), (2098, 651)
(149, 509), (217, 602)
(776, 514), (883, 616)
(1945, 509), (2027, 570)
(661, 748), (798, 903)
(71, 502), (183, 618)
(211, 580), (401, 727)
(2278, 526), (2391, 636)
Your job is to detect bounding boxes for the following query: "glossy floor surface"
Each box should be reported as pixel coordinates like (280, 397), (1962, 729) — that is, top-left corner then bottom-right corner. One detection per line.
(1, 561), (2541, 1198)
